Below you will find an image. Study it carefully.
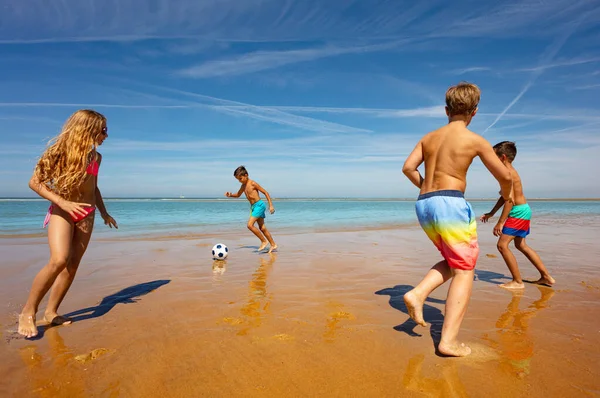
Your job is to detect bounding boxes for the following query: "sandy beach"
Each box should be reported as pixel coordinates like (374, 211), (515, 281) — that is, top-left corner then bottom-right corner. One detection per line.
(1, 221), (599, 397)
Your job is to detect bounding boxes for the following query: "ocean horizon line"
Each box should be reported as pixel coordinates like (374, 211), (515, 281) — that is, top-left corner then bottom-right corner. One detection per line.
(1, 196), (600, 202)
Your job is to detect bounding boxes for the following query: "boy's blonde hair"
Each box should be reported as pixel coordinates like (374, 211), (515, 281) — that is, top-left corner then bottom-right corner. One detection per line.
(445, 82), (480, 116)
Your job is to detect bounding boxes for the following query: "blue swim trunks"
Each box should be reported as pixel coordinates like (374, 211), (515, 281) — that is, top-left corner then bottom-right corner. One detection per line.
(415, 190), (479, 271)
(250, 200), (266, 218)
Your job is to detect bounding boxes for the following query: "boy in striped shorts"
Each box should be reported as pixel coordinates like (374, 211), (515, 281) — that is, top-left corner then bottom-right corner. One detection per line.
(481, 141), (555, 289)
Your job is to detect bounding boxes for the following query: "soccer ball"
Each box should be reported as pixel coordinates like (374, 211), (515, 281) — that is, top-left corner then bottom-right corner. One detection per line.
(212, 243), (228, 260)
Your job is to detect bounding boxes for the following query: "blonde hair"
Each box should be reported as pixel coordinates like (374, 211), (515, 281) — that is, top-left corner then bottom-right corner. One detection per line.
(34, 109), (106, 197)
(445, 82), (480, 116)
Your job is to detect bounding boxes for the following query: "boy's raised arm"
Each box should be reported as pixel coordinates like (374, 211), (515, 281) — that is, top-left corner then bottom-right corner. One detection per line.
(402, 141), (425, 189)
(476, 138), (513, 202)
(225, 185), (245, 198)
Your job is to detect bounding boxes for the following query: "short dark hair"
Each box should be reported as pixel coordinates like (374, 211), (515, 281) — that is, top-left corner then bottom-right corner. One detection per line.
(234, 165), (248, 178)
(493, 141), (517, 162)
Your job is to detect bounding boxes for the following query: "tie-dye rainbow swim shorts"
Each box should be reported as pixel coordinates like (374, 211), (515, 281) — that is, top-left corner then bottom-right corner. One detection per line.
(415, 190), (479, 271)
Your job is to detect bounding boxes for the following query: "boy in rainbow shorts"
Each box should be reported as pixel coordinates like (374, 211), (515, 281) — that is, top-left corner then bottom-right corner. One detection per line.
(480, 141), (555, 289)
(402, 82), (513, 357)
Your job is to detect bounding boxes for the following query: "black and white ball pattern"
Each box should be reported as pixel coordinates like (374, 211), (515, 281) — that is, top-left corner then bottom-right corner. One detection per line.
(212, 243), (229, 260)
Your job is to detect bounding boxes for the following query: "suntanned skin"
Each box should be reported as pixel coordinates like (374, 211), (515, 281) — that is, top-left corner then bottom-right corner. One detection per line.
(226, 174), (277, 253)
(481, 154), (555, 289)
(401, 107), (513, 357)
(18, 124), (118, 339)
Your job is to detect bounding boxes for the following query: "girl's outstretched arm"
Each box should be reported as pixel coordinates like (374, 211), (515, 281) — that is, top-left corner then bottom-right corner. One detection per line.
(94, 154), (118, 228)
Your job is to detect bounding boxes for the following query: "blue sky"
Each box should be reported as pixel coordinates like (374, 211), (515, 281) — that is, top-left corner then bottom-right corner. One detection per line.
(1, 0), (600, 198)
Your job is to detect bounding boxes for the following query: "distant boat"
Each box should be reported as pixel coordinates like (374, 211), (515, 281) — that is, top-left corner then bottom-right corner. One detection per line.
(179, 195), (185, 199)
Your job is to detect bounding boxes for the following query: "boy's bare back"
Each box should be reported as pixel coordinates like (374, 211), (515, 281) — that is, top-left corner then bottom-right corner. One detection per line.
(420, 124), (483, 194)
(506, 166), (526, 205)
(411, 123), (511, 197)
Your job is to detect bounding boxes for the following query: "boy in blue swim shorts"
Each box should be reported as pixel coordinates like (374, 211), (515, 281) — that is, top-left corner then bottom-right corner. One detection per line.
(402, 82), (513, 357)
(225, 166), (277, 253)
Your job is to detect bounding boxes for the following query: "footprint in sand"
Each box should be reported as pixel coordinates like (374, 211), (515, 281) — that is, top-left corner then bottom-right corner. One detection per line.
(272, 334), (294, 341)
(324, 307), (356, 342)
(580, 281), (600, 291)
(74, 348), (113, 363)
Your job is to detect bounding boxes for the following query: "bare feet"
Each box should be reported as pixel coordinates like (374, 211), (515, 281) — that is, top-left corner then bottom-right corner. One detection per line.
(499, 281), (525, 290)
(403, 290), (427, 327)
(18, 314), (38, 338)
(268, 244), (278, 253)
(258, 241), (268, 251)
(44, 312), (73, 326)
(524, 276), (555, 287)
(438, 341), (472, 357)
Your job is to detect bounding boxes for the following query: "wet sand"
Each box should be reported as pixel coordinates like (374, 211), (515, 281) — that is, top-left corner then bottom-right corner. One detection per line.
(1, 223), (599, 397)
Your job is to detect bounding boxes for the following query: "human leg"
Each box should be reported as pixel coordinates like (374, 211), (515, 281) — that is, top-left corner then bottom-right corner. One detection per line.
(496, 234), (524, 289)
(438, 268), (475, 357)
(45, 214), (95, 324)
(514, 237), (555, 286)
(247, 216), (268, 250)
(404, 260), (453, 327)
(256, 218), (277, 252)
(18, 211), (74, 337)
(406, 192), (476, 328)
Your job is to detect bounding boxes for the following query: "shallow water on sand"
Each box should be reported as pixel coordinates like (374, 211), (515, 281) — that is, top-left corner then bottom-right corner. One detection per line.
(1, 222), (599, 397)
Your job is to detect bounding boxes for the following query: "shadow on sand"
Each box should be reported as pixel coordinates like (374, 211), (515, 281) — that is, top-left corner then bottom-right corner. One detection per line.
(474, 269), (511, 285)
(375, 284), (445, 349)
(33, 280), (171, 339)
(239, 245), (260, 250)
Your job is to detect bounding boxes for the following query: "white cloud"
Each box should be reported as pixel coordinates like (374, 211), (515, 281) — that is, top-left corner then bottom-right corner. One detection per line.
(1, 0), (596, 45)
(450, 67), (492, 75)
(482, 14), (586, 134)
(518, 56), (600, 73)
(176, 40), (408, 78)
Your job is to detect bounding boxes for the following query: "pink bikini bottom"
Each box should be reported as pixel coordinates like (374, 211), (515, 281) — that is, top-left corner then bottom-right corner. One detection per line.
(43, 205), (96, 228)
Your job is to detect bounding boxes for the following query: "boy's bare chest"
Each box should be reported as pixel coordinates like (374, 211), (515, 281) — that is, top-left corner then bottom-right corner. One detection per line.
(244, 185), (259, 197)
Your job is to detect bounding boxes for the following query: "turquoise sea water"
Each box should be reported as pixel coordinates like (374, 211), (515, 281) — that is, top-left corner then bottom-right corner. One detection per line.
(1, 198), (600, 238)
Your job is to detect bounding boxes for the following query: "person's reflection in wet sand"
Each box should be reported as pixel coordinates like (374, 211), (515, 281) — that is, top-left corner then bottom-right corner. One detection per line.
(212, 260), (227, 280)
(484, 286), (555, 378)
(233, 253), (277, 336)
(19, 327), (87, 397)
(403, 354), (469, 397)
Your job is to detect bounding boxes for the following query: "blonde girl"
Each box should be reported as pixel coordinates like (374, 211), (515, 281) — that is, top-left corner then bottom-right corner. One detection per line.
(18, 109), (117, 338)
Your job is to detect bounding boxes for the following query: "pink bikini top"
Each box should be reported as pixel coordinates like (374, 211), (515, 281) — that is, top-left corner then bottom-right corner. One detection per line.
(86, 159), (99, 176)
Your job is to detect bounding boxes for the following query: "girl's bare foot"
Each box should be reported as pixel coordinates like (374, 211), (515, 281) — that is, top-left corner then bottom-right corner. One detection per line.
(268, 244), (278, 253)
(438, 341), (472, 357)
(403, 290), (427, 327)
(258, 241), (268, 251)
(499, 281), (525, 290)
(18, 314), (38, 338)
(524, 276), (555, 287)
